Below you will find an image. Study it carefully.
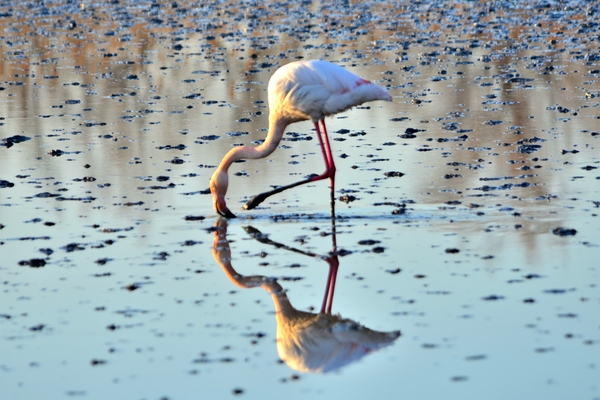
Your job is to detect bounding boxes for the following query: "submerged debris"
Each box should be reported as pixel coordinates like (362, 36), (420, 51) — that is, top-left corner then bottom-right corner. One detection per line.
(1, 135), (31, 148)
(552, 227), (577, 237)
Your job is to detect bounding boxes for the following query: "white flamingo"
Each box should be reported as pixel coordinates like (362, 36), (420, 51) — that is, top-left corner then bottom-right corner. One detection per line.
(210, 60), (392, 217)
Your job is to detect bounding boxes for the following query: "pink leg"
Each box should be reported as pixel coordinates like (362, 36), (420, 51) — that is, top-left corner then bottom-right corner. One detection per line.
(311, 120), (336, 182)
(321, 120), (336, 214)
(320, 119), (336, 176)
(311, 120), (337, 216)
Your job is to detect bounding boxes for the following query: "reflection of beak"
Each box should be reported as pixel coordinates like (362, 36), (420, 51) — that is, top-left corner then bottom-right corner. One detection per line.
(211, 222), (401, 374)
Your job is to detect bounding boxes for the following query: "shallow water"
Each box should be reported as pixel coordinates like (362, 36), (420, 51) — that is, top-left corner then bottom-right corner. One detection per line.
(1, 1), (599, 399)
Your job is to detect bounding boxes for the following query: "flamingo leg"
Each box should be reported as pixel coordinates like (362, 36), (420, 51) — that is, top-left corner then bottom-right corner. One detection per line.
(319, 119), (336, 178)
(309, 119), (336, 182)
(242, 120), (337, 211)
(318, 119), (336, 217)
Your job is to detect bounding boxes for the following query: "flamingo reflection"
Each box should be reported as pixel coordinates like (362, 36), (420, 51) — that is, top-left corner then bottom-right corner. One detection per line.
(211, 219), (401, 373)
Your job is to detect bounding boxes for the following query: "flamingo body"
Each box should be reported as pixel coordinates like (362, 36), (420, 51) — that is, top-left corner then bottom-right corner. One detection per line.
(268, 60), (390, 122)
(210, 60), (392, 217)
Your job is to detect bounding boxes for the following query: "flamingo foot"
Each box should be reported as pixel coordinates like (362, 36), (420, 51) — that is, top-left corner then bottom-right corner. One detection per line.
(242, 192), (270, 211)
(218, 208), (237, 218)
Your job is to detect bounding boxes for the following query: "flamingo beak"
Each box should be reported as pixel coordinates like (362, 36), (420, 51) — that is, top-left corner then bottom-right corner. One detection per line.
(214, 196), (237, 218)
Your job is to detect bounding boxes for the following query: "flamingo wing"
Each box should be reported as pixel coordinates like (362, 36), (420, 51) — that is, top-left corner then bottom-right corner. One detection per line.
(268, 60), (391, 123)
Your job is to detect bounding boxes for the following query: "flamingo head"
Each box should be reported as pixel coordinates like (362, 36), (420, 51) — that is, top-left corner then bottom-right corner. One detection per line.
(210, 170), (237, 218)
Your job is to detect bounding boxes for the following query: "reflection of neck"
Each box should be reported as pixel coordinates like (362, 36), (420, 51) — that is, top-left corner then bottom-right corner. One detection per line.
(212, 226), (313, 325)
(212, 226), (294, 313)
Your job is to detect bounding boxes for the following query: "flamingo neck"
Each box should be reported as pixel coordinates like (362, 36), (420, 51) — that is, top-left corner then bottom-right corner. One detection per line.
(217, 116), (289, 174)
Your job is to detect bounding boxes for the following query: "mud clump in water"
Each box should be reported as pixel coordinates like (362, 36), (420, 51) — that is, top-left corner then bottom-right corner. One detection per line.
(1, 135), (31, 148)
(18, 258), (47, 267)
(552, 227), (577, 237)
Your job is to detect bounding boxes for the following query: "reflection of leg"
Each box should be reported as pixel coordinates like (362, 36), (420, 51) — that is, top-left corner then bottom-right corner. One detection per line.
(326, 263), (338, 314)
(245, 223), (341, 315)
(320, 266), (333, 314)
(320, 257), (339, 314)
(329, 179), (336, 219)
(320, 216), (338, 314)
(330, 214), (337, 249)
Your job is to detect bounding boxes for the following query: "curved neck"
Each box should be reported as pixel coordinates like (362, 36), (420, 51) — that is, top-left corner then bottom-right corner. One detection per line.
(218, 116), (289, 173)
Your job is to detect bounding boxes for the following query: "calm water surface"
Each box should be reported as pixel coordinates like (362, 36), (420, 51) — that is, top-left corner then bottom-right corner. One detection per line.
(1, 1), (599, 399)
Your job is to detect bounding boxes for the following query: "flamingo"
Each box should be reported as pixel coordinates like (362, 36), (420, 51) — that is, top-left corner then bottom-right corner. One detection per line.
(209, 60), (392, 218)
